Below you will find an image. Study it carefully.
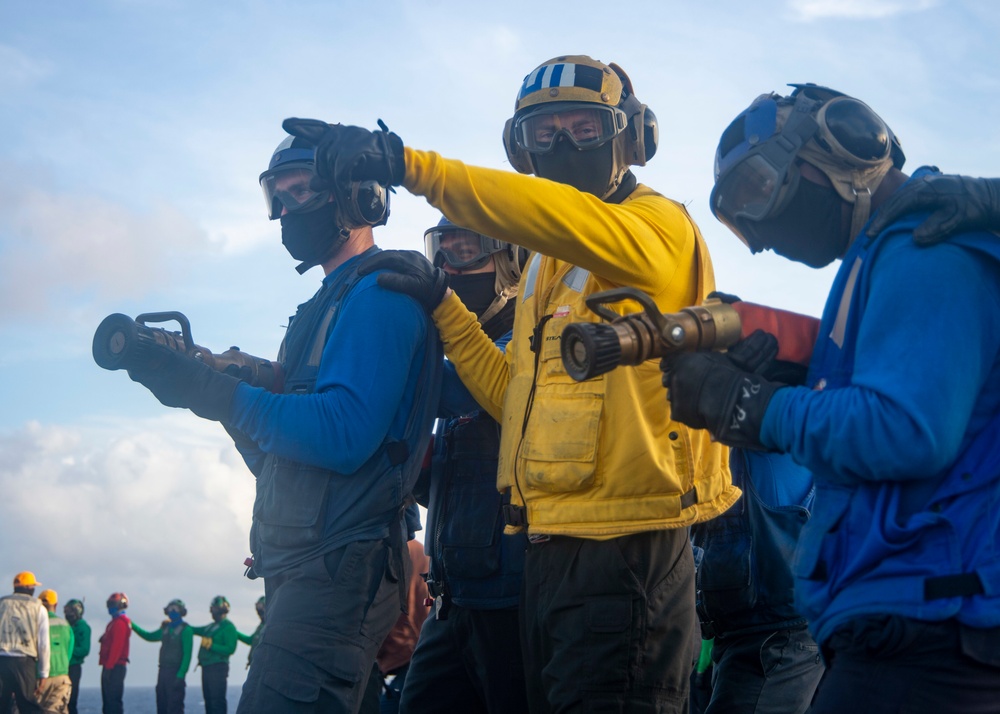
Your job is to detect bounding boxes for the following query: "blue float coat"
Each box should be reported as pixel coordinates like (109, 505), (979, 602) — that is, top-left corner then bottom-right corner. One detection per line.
(760, 167), (1000, 644)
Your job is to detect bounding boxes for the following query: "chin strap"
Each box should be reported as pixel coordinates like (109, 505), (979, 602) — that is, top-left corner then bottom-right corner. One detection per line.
(849, 177), (873, 240)
(478, 285), (515, 326)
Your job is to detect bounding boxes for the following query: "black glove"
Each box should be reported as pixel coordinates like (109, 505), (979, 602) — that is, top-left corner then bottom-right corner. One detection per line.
(866, 174), (1000, 244)
(706, 290), (742, 305)
(660, 349), (783, 451)
(128, 348), (241, 422)
(281, 118), (405, 189)
(358, 250), (450, 313)
(724, 329), (778, 374)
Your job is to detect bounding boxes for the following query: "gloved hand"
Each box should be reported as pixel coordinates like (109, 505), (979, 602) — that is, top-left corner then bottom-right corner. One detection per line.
(706, 290), (742, 305)
(201, 637), (213, 650)
(281, 118), (405, 189)
(660, 347), (784, 451)
(128, 347), (241, 422)
(724, 329), (778, 375)
(358, 250), (450, 313)
(866, 174), (1000, 244)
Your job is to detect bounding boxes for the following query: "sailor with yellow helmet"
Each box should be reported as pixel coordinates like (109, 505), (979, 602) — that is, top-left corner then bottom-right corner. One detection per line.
(282, 54), (737, 711)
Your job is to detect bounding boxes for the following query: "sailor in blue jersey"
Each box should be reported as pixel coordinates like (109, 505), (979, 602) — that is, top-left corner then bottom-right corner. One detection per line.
(127, 131), (442, 714)
(662, 84), (1000, 713)
(397, 218), (529, 714)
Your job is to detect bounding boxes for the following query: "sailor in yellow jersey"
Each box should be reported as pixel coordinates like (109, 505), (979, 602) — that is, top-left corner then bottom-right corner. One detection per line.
(284, 54), (738, 713)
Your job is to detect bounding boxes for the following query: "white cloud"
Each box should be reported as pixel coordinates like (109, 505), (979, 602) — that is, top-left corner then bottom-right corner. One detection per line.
(0, 415), (254, 575)
(788, 0), (938, 21)
(0, 414), (259, 685)
(0, 163), (212, 319)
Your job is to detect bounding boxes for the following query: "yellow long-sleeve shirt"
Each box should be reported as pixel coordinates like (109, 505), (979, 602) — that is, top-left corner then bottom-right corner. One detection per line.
(404, 148), (738, 538)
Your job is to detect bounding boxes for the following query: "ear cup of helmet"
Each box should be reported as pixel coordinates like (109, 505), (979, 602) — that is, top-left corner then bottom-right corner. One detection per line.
(642, 107), (658, 163)
(503, 118), (535, 175)
(339, 180), (390, 228)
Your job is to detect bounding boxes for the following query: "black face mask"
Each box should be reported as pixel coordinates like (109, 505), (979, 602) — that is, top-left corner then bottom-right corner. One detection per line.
(449, 273), (497, 318)
(742, 180), (849, 268)
(532, 140), (615, 197)
(280, 202), (347, 269)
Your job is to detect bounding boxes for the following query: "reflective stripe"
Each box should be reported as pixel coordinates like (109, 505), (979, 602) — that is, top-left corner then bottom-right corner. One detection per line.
(522, 253), (541, 302)
(830, 256), (862, 348)
(562, 267), (590, 292)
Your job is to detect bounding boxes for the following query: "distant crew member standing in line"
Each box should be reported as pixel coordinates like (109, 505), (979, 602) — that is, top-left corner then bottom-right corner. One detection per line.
(0, 572), (49, 714)
(190, 597), (237, 714)
(235, 597), (265, 670)
(132, 599), (193, 714)
(62, 600), (89, 714)
(98, 593), (130, 714)
(37, 590), (74, 714)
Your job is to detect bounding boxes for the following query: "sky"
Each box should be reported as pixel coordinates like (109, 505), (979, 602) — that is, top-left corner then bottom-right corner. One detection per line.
(2, 0), (999, 689)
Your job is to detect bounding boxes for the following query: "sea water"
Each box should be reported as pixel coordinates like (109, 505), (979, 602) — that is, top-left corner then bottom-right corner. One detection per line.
(74, 686), (244, 713)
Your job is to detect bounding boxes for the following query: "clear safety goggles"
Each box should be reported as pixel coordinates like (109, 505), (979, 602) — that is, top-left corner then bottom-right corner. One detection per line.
(513, 102), (628, 154)
(424, 227), (505, 270)
(259, 167), (331, 220)
(710, 153), (802, 251)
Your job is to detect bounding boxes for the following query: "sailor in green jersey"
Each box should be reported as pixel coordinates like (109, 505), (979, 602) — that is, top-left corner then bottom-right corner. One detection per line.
(38, 589), (74, 714)
(235, 597), (264, 670)
(190, 596), (237, 714)
(62, 599), (89, 714)
(131, 599), (193, 714)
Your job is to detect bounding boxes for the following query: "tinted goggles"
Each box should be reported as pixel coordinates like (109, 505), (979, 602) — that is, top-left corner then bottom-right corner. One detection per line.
(260, 167), (331, 220)
(710, 94), (820, 250)
(513, 102), (627, 154)
(424, 227), (505, 270)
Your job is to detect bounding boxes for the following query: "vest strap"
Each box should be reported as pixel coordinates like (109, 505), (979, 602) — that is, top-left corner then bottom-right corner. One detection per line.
(680, 487), (699, 510)
(503, 504), (528, 527)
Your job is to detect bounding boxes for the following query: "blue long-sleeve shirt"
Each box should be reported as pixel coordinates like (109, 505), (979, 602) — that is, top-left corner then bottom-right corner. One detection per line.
(438, 331), (512, 419)
(228, 255), (429, 476)
(761, 223), (1000, 506)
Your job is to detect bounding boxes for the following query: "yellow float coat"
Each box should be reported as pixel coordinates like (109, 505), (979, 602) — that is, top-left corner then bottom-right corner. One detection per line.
(404, 148), (739, 538)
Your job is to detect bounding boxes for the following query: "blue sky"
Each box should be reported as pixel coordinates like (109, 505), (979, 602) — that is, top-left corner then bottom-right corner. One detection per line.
(2, 0), (999, 688)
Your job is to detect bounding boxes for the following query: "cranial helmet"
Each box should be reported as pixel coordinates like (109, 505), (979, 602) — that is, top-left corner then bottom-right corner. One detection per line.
(503, 55), (658, 197)
(210, 595), (230, 613)
(107, 592), (128, 611)
(13, 571), (40, 589)
(259, 135), (389, 228)
(423, 216), (526, 327)
(711, 83), (905, 248)
(64, 599), (84, 620)
(164, 599), (187, 617)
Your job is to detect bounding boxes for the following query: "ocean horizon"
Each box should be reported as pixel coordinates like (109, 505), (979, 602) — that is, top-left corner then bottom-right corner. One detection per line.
(74, 685), (244, 713)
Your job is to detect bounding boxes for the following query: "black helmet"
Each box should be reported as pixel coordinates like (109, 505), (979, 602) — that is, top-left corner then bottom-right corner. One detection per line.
(64, 599), (85, 621)
(259, 135), (325, 221)
(164, 599), (187, 617)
